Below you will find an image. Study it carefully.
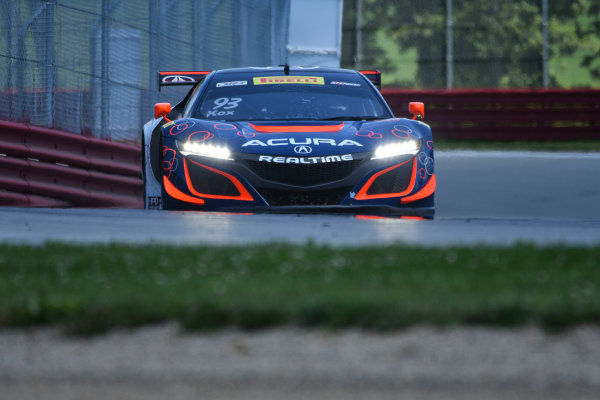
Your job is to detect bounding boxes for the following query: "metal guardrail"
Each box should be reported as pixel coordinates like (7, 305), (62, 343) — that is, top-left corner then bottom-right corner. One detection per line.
(383, 89), (600, 141)
(0, 120), (142, 207)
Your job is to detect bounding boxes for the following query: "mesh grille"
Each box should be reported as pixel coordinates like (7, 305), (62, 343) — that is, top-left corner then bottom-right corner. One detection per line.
(258, 187), (352, 206)
(186, 161), (239, 196)
(366, 161), (414, 195)
(243, 159), (362, 186)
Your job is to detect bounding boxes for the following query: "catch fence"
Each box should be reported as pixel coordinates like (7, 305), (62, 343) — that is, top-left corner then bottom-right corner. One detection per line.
(0, 0), (290, 142)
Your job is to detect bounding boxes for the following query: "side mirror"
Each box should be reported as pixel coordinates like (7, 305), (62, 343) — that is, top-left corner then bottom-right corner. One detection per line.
(154, 103), (172, 121)
(409, 102), (425, 120)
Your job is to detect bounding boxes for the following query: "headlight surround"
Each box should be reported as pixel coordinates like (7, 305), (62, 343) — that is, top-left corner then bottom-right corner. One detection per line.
(371, 139), (421, 159)
(177, 140), (233, 160)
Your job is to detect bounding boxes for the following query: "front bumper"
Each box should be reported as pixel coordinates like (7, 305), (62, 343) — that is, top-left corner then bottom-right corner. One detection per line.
(161, 145), (435, 213)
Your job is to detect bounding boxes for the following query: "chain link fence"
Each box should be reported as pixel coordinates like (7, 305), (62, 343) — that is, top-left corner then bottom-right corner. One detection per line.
(342, 0), (600, 89)
(0, 0), (290, 142)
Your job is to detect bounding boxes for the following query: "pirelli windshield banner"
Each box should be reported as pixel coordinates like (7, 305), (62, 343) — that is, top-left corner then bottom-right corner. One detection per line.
(253, 76), (325, 85)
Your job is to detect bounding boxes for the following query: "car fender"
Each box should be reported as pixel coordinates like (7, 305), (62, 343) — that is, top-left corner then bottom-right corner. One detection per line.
(143, 118), (163, 209)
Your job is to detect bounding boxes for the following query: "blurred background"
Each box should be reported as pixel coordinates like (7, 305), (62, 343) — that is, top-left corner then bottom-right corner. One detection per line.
(342, 0), (600, 89)
(0, 0), (598, 142)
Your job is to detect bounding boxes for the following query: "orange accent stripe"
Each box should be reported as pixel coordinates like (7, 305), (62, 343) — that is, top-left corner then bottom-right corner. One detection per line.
(355, 215), (427, 221)
(184, 159), (254, 201)
(248, 123), (344, 133)
(355, 159), (417, 200)
(355, 215), (386, 220)
(401, 175), (436, 204)
(163, 176), (205, 205)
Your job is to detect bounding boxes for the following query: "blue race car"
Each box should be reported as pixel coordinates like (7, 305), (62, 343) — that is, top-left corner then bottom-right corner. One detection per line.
(142, 67), (435, 215)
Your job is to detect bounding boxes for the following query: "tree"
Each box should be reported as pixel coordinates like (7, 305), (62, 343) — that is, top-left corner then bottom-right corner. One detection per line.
(548, 0), (600, 87)
(342, 0), (600, 88)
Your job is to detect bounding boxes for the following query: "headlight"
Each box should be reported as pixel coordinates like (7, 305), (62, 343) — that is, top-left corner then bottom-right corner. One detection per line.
(371, 140), (420, 159)
(177, 140), (232, 160)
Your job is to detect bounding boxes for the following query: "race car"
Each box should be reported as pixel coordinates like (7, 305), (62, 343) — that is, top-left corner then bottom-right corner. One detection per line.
(142, 66), (435, 215)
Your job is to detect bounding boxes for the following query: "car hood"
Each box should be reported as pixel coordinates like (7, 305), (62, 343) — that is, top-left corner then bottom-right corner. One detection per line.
(163, 118), (429, 157)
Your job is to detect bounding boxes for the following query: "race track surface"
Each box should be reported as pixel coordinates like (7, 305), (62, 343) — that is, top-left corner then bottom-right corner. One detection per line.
(1, 150), (599, 246)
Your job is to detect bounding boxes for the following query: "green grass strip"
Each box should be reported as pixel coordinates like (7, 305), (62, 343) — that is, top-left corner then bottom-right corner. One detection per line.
(1, 243), (599, 334)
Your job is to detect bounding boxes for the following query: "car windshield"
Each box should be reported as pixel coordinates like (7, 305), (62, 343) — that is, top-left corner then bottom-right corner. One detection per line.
(191, 72), (392, 121)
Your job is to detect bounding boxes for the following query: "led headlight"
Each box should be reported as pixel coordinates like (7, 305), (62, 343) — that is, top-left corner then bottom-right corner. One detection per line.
(177, 140), (232, 160)
(371, 140), (420, 159)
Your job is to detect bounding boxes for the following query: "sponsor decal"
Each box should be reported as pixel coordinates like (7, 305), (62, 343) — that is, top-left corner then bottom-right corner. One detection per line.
(242, 138), (363, 147)
(207, 110), (235, 117)
(418, 152), (434, 175)
(214, 123), (237, 130)
(161, 75), (196, 84)
(356, 129), (382, 139)
(294, 145), (312, 154)
(148, 196), (162, 209)
(258, 154), (354, 164)
(206, 97), (242, 117)
(216, 80), (248, 88)
(330, 81), (361, 87)
(162, 121), (175, 128)
(392, 124), (412, 138)
(253, 76), (325, 85)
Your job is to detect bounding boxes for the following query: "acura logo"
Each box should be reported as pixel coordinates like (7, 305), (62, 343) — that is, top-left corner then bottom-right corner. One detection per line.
(294, 145), (312, 154)
(161, 75), (196, 84)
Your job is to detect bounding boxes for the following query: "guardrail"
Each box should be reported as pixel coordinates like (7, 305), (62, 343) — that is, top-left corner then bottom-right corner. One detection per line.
(383, 89), (600, 141)
(0, 120), (142, 207)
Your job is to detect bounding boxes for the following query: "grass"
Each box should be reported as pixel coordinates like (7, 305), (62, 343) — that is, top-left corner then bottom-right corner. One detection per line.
(1, 243), (599, 334)
(435, 140), (600, 152)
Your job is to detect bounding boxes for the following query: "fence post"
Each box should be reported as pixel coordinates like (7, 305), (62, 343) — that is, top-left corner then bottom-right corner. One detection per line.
(354, 0), (362, 69)
(101, 0), (110, 139)
(45, 0), (55, 128)
(193, 0), (200, 69)
(5, 4), (19, 120)
(446, 0), (453, 90)
(17, 3), (48, 122)
(542, 0), (549, 88)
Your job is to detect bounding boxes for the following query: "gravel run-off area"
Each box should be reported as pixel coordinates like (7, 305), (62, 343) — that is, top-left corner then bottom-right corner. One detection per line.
(1, 324), (600, 400)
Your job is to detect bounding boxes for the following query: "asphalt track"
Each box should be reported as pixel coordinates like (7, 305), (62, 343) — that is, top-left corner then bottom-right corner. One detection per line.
(1, 150), (599, 246)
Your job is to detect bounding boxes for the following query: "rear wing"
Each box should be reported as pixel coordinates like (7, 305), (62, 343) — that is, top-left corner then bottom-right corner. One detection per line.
(158, 71), (212, 90)
(158, 69), (380, 90)
(359, 70), (381, 91)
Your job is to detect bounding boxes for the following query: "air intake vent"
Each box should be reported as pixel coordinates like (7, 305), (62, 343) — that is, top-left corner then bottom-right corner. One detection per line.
(258, 187), (352, 206)
(243, 159), (362, 186)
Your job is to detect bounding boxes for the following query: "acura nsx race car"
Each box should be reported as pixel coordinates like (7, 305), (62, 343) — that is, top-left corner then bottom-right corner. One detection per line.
(142, 67), (435, 215)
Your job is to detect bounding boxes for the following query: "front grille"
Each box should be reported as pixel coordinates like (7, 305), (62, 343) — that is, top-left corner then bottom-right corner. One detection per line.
(258, 187), (352, 206)
(243, 159), (362, 186)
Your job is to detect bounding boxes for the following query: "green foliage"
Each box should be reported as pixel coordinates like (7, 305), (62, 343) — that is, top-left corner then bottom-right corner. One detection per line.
(549, 0), (600, 87)
(0, 243), (599, 334)
(342, 0), (600, 88)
